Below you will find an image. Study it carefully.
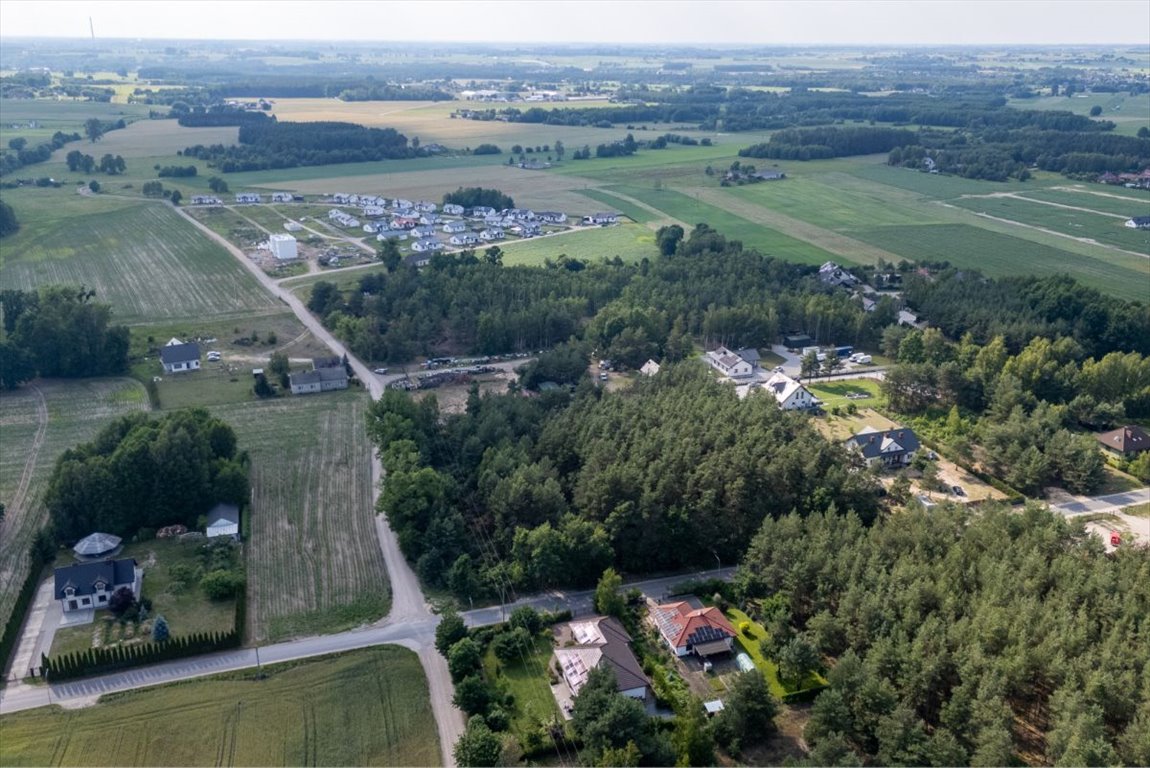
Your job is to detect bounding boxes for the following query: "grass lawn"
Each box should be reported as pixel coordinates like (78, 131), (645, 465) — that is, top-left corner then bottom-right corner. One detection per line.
(725, 608), (828, 698)
(0, 379), (149, 636)
(948, 193), (1150, 252)
(209, 390), (388, 642)
(807, 378), (887, 410)
(484, 633), (559, 733)
(0, 647), (440, 766)
(1123, 503), (1150, 518)
(499, 223), (656, 266)
(49, 537), (238, 659)
(1096, 465), (1145, 495)
(577, 188), (659, 224)
(814, 407), (902, 442)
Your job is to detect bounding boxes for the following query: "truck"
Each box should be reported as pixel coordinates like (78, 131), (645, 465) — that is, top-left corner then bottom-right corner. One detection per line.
(835, 345), (854, 358)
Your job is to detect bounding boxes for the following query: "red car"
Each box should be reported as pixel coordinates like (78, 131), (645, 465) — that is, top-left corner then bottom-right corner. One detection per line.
(1110, 531), (1122, 547)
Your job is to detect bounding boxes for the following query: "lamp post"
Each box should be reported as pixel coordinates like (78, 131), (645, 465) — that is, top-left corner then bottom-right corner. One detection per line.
(712, 550), (721, 577)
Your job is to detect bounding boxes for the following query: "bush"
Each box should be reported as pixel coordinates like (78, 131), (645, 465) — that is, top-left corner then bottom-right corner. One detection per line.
(492, 626), (533, 662)
(472, 144), (502, 155)
(200, 569), (244, 600)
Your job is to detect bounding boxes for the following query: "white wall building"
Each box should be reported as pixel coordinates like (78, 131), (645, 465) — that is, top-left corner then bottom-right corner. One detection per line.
(268, 233), (298, 261)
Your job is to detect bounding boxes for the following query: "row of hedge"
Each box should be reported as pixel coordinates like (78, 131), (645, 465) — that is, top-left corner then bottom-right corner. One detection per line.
(0, 538), (54, 686)
(42, 629), (240, 680)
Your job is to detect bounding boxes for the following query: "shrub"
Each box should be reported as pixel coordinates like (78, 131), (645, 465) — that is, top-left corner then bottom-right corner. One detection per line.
(200, 569), (244, 600)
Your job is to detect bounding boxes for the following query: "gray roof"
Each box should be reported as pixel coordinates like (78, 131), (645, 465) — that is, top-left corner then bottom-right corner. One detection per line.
(207, 502), (240, 527)
(54, 558), (136, 600)
(313, 356), (343, 369)
(595, 617), (650, 694)
(735, 347), (761, 364)
(845, 427), (921, 460)
(73, 532), (122, 556)
(160, 342), (201, 365)
(291, 367), (348, 387)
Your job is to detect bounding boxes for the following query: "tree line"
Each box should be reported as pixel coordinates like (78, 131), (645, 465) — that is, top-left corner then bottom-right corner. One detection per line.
(740, 126), (919, 161)
(735, 506), (1150, 766)
(45, 408), (249, 543)
(0, 286), (130, 389)
(442, 186), (515, 210)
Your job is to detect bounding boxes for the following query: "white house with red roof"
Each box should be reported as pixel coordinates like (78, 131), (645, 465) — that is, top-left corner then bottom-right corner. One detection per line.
(651, 601), (737, 658)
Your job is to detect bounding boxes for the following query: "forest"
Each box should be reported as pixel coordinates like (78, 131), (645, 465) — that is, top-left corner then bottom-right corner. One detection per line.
(367, 364), (880, 598)
(736, 506), (1150, 766)
(740, 126), (919, 161)
(442, 186), (515, 210)
(45, 408), (249, 543)
(0, 286), (130, 389)
(306, 225), (885, 364)
(180, 120), (417, 172)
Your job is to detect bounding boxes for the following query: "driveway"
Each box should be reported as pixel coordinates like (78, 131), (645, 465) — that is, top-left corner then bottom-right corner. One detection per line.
(4, 578), (59, 684)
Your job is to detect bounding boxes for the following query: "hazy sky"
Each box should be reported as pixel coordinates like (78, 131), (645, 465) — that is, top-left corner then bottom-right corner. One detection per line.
(1, 0), (1148, 46)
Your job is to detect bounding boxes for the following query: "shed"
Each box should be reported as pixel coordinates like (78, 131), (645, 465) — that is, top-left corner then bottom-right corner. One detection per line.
(205, 502), (240, 540)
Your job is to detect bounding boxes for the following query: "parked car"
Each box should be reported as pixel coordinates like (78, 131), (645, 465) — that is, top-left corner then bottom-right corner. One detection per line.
(951, 485), (966, 497)
(599, 372), (609, 381)
(206, 351), (221, 362)
(373, 368), (388, 375)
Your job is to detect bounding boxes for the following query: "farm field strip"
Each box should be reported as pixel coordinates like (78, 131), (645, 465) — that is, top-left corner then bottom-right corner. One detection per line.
(576, 188), (661, 224)
(499, 222), (657, 266)
(0, 647), (440, 767)
(687, 184), (900, 265)
(209, 392), (388, 642)
(1022, 187), (1150, 217)
(0, 379), (149, 633)
(0, 202), (280, 324)
(608, 184), (838, 265)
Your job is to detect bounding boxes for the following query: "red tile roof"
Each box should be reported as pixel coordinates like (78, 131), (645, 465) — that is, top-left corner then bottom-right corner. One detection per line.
(653, 602), (736, 649)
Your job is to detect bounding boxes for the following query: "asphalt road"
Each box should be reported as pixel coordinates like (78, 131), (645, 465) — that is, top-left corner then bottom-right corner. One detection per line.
(1048, 488), (1150, 517)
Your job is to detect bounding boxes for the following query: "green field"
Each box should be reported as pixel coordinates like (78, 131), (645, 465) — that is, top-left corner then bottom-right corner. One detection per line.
(948, 193), (1150, 252)
(0, 193), (279, 324)
(0, 99), (152, 145)
(610, 184), (837, 265)
(577, 188), (658, 224)
(0, 379), (149, 637)
(807, 378), (888, 410)
(1020, 187), (1150, 217)
(852, 223), (1148, 300)
(483, 634), (559, 734)
(209, 390), (388, 642)
(499, 223), (656, 266)
(0, 647), (440, 766)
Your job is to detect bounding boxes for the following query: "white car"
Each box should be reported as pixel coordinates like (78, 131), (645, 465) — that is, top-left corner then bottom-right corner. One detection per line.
(373, 368), (389, 375)
(206, 351), (221, 362)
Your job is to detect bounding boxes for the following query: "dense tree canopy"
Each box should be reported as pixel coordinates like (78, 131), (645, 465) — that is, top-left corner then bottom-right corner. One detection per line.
(0, 198), (18, 238)
(441, 187), (514, 210)
(736, 506), (1150, 766)
(45, 408), (249, 542)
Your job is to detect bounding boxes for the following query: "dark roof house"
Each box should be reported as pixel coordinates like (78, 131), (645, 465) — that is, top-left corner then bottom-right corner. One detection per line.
(555, 616), (651, 706)
(54, 558), (139, 612)
(1096, 425), (1150, 457)
(845, 426), (921, 467)
(160, 342), (201, 373)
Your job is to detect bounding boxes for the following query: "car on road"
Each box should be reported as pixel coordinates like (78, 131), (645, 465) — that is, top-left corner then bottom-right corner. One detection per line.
(951, 485), (966, 497)
(373, 368), (388, 375)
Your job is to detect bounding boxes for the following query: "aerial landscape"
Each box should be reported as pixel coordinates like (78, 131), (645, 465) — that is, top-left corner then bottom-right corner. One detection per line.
(1, 0), (1149, 766)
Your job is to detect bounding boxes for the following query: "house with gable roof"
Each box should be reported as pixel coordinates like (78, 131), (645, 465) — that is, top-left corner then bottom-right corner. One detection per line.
(553, 616), (651, 715)
(844, 426), (921, 468)
(651, 601), (737, 658)
(160, 339), (201, 374)
(54, 558), (141, 613)
(705, 346), (756, 379)
(760, 371), (817, 410)
(1095, 425), (1150, 459)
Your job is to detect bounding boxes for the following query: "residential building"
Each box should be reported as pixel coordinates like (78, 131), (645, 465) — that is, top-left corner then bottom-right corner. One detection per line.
(268, 233), (298, 261)
(640, 359), (661, 376)
(818, 261), (860, 288)
(584, 212), (620, 225)
(443, 220), (468, 234)
(760, 372), (817, 410)
(270, 192), (293, 203)
(205, 502), (240, 540)
(190, 195), (222, 206)
(470, 206), (496, 218)
(450, 232), (478, 246)
(705, 346), (755, 378)
(1095, 425), (1150, 459)
(289, 363), (349, 395)
(479, 228), (505, 241)
(160, 339), (201, 374)
(651, 601), (737, 658)
(845, 426), (921, 468)
(411, 238), (445, 253)
(283, 221), (303, 232)
(362, 205), (387, 218)
(554, 616), (651, 709)
(537, 211), (568, 224)
(411, 225), (438, 238)
(443, 203), (465, 216)
(404, 253), (431, 268)
(1125, 216), (1150, 230)
(234, 193), (261, 204)
(54, 558), (141, 613)
(376, 229), (409, 242)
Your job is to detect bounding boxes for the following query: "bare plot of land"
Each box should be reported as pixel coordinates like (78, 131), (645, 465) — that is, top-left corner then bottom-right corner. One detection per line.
(0, 201), (279, 324)
(209, 390), (388, 642)
(81, 118), (240, 159)
(0, 379), (149, 634)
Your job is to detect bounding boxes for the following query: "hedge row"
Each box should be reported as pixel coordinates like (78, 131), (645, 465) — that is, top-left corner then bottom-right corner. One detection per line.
(42, 629), (240, 680)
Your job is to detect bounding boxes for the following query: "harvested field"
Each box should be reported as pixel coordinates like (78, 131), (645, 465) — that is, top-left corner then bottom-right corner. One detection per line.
(209, 390), (388, 642)
(0, 378), (149, 635)
(80, 118), (240, 159)
(499, 223), (656, 266)
(0, 646), (440, 766)
(0, 199), (279, 324)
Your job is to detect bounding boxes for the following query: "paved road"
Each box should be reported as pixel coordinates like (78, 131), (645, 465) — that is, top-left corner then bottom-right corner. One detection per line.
(1048, 488), (1149, 517)
(0, 567), (735, 716)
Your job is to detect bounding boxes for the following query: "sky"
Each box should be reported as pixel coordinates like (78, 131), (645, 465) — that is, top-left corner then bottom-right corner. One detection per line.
(1, 0), (1148, 46)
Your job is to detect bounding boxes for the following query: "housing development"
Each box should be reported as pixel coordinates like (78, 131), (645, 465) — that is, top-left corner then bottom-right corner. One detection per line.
(0, 6), (1148, 767)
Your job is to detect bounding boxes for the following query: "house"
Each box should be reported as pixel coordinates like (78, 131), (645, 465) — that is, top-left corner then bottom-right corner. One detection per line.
(705, 346), (755, 378)
(819, 261), (860, 288)
(404, 253), (431, 268)
(313, 355), (343, 370)
(54, 558), (141, 613)
(640, 359), (661, 376)
(479, 228), (505, 241)
(270, 192), (293, 203)
(205, 502), (240, 540)
(760, 372), (817, 410)
(283, 220), (303, 232)
(443, 203), (465, 216)
(414, 200), (438, 213)
(392, 215), (419, 229)
(410, 225), (438, 238)
(268, 233), (298, 261)
(392, 198), (414, 211)
(651, 601), (737, 658)
(1095, 425), (1150, 459)
(537, 211), (568, 224)
(234, 193), (261, 204)
(484, 213), (507, 227)
(442, 220), (468, 234)
(583, 212), (620, 225)
(419, 213), (440, 226)
(289, 362), (349, 395)
(160, 339), (201, 374)
(362, 205), (387, 218)
(411, 237), (445, 253)
(754, 170), (786, 180)
(845, 426), (921, 468)
(376, 229), (409, 242)
(450, 232), (478, 246)
(515, 222), (542, 237)
(554, 616), (651, 709)
(190, 195), (222, 206)
(470, 206), (496, 218)
(1124, 216), (1150, 230)
(72, 532), (123, 561)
